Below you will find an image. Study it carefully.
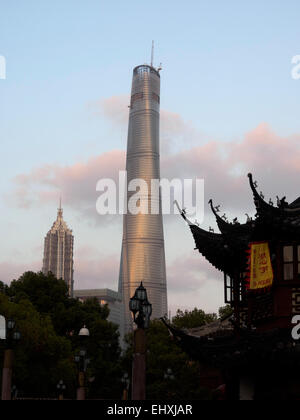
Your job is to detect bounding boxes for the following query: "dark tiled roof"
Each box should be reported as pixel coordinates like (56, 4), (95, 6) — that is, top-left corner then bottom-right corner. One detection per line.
(182, 174), (300, 275)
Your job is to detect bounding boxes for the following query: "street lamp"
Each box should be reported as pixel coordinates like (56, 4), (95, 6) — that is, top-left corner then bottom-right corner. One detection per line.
(11, 385), (18, 401)
(164, 368), (176, 399)
(7, 319), (15, 331)
(164, 368), (175, 381)
(129, 283), (152, 329)
(121, 373), (130, 400)
(79, 326), (90, 337)
(57, 380), (66, 400)
(1, 318), (21, 401)
(75, 325), (90, 401)
(129, 283), (152, 401)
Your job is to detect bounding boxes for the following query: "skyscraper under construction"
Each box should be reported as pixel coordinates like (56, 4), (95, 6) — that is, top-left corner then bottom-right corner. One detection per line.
(119, 63), (168, 335)
(42, 204), (74, 297)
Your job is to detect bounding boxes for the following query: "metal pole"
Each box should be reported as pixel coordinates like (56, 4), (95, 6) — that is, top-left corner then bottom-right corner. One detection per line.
(1, 349), (13, 401)
(122, 388), (128, 401)
(132, 328), (146, 401)
(77, 372), (85, 401)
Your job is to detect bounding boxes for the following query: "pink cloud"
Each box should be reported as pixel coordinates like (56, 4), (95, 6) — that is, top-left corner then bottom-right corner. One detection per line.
(89, 95), (130, 126)
(9, 110), (300, 228)
(167, 253), (220, 292)
(166, 253), (224, 314)
(74, 250), (120, 291)
(0, 249), (224, 314)
(11, 150), (126, 224)
(0, 261), (41, 284)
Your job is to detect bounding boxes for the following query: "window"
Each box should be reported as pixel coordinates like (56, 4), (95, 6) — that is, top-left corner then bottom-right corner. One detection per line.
(283, 246), (294, 280)
(283, 245), (300, 281)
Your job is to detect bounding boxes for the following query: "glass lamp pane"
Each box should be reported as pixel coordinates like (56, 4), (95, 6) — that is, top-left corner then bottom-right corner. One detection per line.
(143, 302), (152, 317)
(7, 319), (15, 330)
(283, 246), (293, 262)
(284, 263), (294, 280)
(136, 289), (147, 301)
(129, 298), (139, 312)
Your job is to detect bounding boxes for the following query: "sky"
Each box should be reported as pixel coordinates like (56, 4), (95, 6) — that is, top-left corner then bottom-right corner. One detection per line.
(1, 0), (300, 315)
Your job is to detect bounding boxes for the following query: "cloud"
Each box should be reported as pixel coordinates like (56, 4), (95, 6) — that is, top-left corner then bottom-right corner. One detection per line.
(74, 249), (120, 290)
(0, 250), (223, 313)
(12, 150), (126, 224)
(0, 261), (41, 284)
(5, 99), (300, 313)
(89, 95), (130, 126)
(9, 102), (300, 228)
(91, 95), (205, 155)
(167, 252), (224, 314)
(167, 253), (220, 293)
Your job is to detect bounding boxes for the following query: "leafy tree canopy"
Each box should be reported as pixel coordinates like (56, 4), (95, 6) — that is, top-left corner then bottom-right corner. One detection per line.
(218, 305), (233, 320)
(122, 321), (212, 400)
(172, 308), (218, 329)
(0, 271), (122, 399)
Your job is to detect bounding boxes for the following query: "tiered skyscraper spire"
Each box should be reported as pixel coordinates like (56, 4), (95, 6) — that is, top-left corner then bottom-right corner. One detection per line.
(42, 200), (74, 296)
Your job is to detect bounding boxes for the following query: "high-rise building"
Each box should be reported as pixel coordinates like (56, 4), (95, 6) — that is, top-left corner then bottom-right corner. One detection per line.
(119, 64), (168, 335)
(42, 204), (74, 296)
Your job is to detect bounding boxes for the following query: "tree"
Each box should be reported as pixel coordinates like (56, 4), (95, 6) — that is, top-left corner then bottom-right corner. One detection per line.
(0, 281), (8, 295)
(0, 271), (123, 399)
(218, 305), (233, 320)
(122, 320), (212, 400)
(0, 293), (74, 398)
(172, 308), (217, 329)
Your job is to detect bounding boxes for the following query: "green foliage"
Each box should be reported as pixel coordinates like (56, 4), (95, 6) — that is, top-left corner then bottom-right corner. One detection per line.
(0, 293), (74, 397)
(172, 308), (217, 329)
(0, 281), (8, 295)
(218, 305), (233, 320)
(0, 271), (228, 400)
(122, 321), (212, 400)
(0, 271), (122, 399)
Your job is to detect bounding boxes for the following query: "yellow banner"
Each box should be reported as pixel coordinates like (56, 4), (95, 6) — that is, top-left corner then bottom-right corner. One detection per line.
(249, 242), (274, 290)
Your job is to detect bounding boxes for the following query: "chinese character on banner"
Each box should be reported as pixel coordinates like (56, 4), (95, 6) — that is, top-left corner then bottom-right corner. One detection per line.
(246, 242), (274, 290)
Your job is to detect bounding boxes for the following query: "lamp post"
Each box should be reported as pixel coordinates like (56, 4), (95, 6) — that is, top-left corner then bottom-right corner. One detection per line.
(129, 283), (152, 401)
(121, 373), (130, 400)
(75, 326), (90, 401)
(164, 368), (176, 399)
(57, 380), (66, 400)
(164, 368), (175, 381)
(1, 319), (21, 401)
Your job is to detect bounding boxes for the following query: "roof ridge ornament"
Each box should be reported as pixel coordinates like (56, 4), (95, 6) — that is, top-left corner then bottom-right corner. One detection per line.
(248, 173), (275, 213)
(209, 199), (231, 228)
(174, 200), (192, 226)
(245, 213), (252, 223)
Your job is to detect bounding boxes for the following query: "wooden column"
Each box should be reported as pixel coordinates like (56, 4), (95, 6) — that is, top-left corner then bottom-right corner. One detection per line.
(77, 372), (85, 401)
(1, 350), (13, 401)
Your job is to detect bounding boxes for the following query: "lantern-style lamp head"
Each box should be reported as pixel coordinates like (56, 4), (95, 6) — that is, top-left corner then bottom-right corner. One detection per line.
(136, 283), (147, 301)
(7, 319), (15, 330)
(129, 295), (140, 314)
(142, 300), (152, 318)
(79, 326), (90, 337)
(129, 283), (152, 329)
(13, 331), (21, 341)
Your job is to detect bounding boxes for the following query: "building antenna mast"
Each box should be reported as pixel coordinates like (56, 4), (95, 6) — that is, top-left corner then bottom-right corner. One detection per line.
(151, 40), (154, 67)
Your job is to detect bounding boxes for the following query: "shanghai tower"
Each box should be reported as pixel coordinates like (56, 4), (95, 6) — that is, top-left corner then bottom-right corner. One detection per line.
(119, 63), (168, 335)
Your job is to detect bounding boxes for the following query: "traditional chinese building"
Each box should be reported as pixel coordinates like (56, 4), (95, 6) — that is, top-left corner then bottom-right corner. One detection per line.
(164, 174), (300, 400)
